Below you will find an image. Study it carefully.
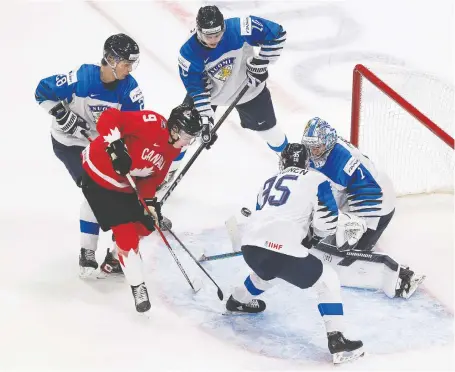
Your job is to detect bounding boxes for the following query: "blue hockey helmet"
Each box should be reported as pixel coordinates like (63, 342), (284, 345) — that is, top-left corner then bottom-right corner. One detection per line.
(301, 117), (337, 162)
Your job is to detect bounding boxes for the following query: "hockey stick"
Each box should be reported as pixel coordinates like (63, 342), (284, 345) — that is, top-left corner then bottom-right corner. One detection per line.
(82, 132), (198, 292)
(125, 174), (199, 294)
(160, 81), (250, 205)
(162, 221), (224, 301)
(199, 251), (243, 262)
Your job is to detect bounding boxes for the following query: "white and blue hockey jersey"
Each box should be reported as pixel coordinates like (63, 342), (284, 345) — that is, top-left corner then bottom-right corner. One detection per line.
(178, 16), (286, 116)
(242, 166), (338, 258)
(311, 138), (396, 230)
(35, 64), (144, 147)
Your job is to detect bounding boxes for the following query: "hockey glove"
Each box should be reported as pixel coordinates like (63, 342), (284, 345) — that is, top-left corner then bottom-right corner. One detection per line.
(246, 57), (269, 88)
(49, 102), (90, 139)
(142, 197), (163, 232)
(335, 213), (367, 252)
(201, 116), (218, 150)
(106, 139), (132, 176)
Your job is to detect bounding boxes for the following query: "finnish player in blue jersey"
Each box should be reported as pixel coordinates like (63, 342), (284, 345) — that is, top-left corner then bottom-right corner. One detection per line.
(301, 117), (396, 252)
(301, 117), (424, 299)
(160, 5), (289, 189)
(35, 34), (144, 278)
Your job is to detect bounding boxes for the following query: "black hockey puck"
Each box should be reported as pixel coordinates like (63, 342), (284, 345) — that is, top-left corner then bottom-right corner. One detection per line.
(241, 207), (252, 217)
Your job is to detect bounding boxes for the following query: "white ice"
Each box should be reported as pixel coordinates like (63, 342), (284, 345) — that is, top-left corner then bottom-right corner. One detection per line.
(1, 1), (453, 371)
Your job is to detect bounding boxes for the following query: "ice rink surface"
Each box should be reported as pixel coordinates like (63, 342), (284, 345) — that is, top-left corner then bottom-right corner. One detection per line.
(1, 1), (453, 371)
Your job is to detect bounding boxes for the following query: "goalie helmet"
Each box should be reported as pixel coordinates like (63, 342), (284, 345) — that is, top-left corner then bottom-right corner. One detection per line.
(103, 33), (140, 67)
(301, 117), (337, 164)
(167, 103), (203, 138)
(279, 143), (310, 171)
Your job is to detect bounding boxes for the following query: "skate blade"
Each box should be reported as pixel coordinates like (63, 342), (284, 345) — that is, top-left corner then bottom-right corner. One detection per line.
(222, 310), (262, 316)
(403, 274), (426, 299)
(332, 347), (365, 364)
(79, 267), (98, 279)
(96, 269), (124, 279)
(138, 310), (153, 319)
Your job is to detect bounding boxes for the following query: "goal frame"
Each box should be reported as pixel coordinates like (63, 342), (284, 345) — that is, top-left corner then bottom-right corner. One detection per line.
(350, 64), (454, 149)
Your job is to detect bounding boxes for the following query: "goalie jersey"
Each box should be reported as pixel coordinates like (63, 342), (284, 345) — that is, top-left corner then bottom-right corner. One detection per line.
(178, 16), (286, 116)
(35, 64), (144, 147)
(242, 166), (339, 258)
(312, 138), (396, 230)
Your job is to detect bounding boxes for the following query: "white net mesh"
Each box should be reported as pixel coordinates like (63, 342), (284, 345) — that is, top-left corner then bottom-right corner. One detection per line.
(355, 65), (454, 196)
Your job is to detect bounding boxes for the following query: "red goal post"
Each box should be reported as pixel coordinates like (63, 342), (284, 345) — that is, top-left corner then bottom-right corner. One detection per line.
(350, 64), (454, 195)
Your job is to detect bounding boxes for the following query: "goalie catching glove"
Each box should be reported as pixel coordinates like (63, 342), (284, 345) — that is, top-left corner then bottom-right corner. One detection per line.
(246, 57), (269, 88)
(335, 213), (367, 252)
(49, 102), (90, 139)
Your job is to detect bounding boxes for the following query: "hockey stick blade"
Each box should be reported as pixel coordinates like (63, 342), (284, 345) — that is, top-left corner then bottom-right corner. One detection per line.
(199, 251), (243, 262)
(163, 223), (224, 301)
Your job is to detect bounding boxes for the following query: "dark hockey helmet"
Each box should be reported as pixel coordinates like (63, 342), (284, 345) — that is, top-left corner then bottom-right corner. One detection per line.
(196, 5), (225, 35)
(103, 33), (140, 67)
(279, 143), (310, 171)
(167, 104), (203, 141)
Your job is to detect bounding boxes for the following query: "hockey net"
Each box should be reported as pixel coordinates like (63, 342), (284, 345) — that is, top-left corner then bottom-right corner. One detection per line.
(351, 64), (454, 196)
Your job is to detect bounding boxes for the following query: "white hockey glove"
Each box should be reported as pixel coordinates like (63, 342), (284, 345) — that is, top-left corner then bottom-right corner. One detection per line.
(246, 57), (269, 88)
(335, 213), (367, 252)
(200, 115), (218, 150)
(49, 102), (90, 139)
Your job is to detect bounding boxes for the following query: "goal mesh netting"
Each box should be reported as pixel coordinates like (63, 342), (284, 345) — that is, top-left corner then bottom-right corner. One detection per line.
(351, 64), (454, 196)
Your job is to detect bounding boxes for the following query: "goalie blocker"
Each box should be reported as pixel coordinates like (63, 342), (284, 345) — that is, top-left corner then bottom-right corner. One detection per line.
(311, 236), (425, 299)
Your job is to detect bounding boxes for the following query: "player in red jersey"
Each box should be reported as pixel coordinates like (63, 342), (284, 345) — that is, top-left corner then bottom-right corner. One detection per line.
(80, 104), (202, 315)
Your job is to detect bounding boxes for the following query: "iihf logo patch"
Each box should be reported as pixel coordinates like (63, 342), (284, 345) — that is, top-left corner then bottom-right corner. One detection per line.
(208, 57), (235, 81)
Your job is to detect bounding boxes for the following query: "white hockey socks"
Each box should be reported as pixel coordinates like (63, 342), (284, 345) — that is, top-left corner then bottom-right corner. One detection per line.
(118, 249), (144, 287)
(80, 198), (100, 251)
(232, 272), (274, 303)
(256, 125), (288, 153)
(313, 265), (345, 333)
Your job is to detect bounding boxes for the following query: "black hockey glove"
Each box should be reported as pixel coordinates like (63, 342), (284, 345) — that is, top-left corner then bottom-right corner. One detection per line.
(246, 57), (269, 88)
(106, 139), (132, 176)
(49, 102), (90, 139)
(142, 197), (163, 232)
(201, 116), (218, 150)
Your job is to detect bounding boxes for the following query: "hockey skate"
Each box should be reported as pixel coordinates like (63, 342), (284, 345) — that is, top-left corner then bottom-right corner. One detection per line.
(395, 266), (426, 299)
(131, 282), (151, 314)
(79, 248), (98, 278)
(327, 331), (364, 364)
(224, 295), (266, 315)
(98, 248), (124, 279)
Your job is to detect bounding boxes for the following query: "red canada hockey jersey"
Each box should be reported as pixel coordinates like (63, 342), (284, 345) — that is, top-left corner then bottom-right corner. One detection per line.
(82, 108), (180, 199)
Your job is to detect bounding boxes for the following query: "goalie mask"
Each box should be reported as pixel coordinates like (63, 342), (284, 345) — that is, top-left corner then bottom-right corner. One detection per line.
(301, 117), (337, 167)
(167, 104), (203, 145)
(279, 143), (310, 171)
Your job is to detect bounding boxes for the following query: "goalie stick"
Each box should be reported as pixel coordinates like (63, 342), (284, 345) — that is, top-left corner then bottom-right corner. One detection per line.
(199, 251), (243, 262)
